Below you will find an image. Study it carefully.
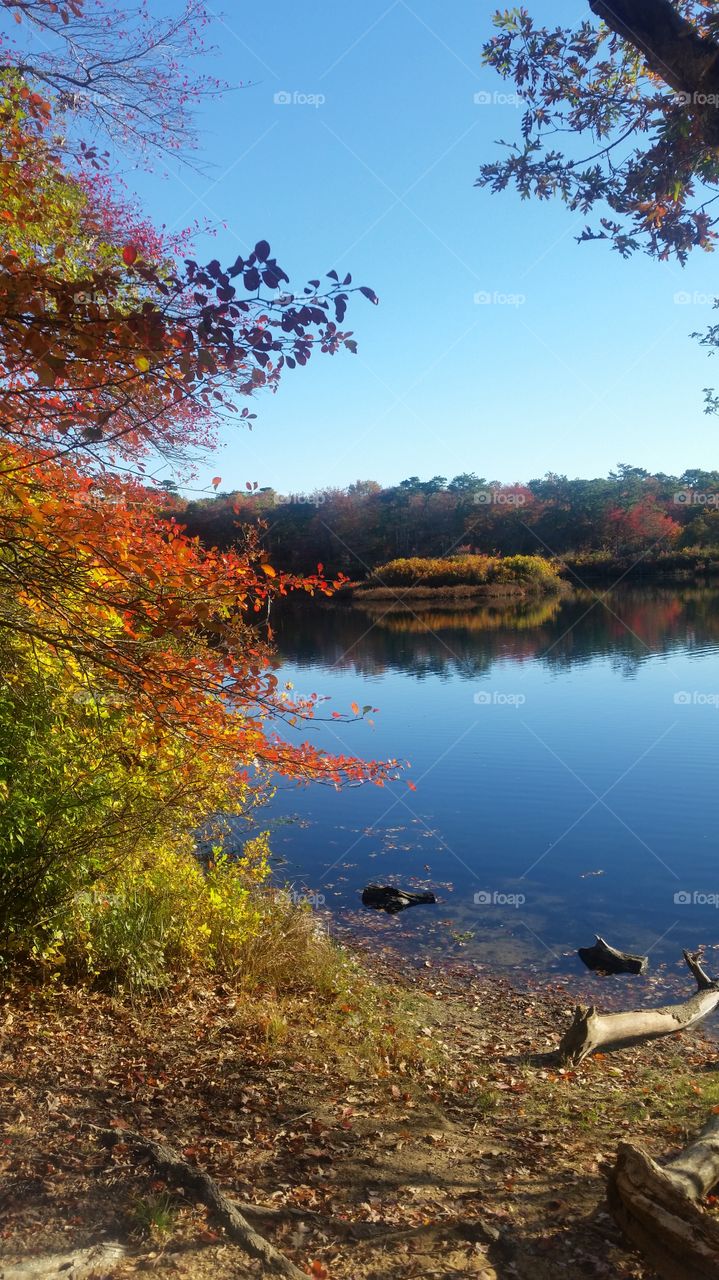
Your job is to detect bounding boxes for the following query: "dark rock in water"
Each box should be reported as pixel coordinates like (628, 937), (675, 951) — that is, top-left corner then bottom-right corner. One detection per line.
(578, 934), (648, 976)
(361, 884), (437, 914)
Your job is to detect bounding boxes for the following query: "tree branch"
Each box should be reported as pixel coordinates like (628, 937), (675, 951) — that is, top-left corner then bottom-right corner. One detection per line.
(589, 0), (719, 116)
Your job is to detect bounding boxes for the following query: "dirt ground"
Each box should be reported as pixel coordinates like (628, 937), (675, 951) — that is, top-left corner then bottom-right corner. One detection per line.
(2, 959), (718, 1279)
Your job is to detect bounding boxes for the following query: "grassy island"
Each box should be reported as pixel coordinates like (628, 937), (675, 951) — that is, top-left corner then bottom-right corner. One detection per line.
(347, 553), (563, 601)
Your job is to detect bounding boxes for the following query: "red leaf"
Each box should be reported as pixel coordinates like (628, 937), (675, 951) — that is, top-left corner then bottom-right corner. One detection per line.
(122, 245), (138, 266)
(211, 476), (221, 490)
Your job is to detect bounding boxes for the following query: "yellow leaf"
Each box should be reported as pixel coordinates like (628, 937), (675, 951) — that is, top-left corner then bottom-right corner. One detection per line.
(261, 563), (276, 577)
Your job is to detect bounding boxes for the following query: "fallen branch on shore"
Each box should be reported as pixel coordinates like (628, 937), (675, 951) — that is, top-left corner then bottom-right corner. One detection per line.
(559, 950), (719, 1065)
(0, 1244), (127, 1279)
(578, 934), (648, 975)
(95, 1127), (307, 1280)
(608, 1112), (719, 1280)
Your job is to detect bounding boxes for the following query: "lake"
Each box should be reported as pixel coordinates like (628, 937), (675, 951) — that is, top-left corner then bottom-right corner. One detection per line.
(254, 585), (719, 986)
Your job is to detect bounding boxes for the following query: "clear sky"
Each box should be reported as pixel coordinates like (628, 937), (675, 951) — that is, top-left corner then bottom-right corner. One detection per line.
(128, 1), (719, 493)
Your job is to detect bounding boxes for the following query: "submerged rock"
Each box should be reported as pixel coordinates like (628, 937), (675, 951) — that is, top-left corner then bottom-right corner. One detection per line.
(578, 934), (648, 976)
(361, 883), (437, 914)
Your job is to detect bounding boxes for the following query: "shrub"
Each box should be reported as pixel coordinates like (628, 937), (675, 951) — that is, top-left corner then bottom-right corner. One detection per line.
(368, 553), (560, 589)
(0, 633), (252, 966)
(47, 836), (272, 992)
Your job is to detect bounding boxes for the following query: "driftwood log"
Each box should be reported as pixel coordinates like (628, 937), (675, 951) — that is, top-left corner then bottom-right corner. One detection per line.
(559, 950), (719, 1065)
(361, 884), (436, 914)
(578, 934), (648, 975)
(608, 1114), (719, 1280)
(0, 1245), (127, 1280)
(97, 1127), (307, 1280)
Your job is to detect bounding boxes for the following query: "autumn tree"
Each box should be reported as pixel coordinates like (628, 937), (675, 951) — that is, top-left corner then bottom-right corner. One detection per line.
(0, 3), (390, 958)
(0, 0), (222, 160)
(478, 1), (719, 262)
(603, 495), (681, 552)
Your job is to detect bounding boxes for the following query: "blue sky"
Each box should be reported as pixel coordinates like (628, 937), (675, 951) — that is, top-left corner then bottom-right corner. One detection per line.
(129, 2), (718, 492)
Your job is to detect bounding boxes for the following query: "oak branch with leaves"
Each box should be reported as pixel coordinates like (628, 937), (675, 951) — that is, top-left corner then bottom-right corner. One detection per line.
(479, 0), (719, 261)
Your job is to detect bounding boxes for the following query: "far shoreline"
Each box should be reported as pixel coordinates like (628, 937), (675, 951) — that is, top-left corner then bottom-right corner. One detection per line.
(335, 581), (543, 603)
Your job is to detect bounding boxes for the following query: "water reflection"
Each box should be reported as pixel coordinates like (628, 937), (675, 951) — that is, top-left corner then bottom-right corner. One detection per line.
(272, 586), (719, 680)
(261, 586), (719, 984)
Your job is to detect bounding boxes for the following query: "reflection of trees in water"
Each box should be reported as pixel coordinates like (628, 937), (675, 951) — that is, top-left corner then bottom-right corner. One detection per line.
(546, 587), (719, 674)
(273, 587), (719, 681)
(356, 594), (563, 633)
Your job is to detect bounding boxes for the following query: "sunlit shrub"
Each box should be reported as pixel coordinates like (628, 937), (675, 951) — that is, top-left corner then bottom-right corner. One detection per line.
(368, 553), (560, 589)
(51, 835), (271, 991)
(0, 633), (252, 965)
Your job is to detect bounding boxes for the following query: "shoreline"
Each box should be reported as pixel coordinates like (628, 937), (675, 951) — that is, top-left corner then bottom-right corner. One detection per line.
(335, 582), (558, 603)
(326, 568), (719, 605)
(561, 559), (719, 584)
(3, 942), (719, 1279)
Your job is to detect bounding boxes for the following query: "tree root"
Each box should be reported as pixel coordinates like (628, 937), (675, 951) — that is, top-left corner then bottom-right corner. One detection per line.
(95, 1126), (307, 1279)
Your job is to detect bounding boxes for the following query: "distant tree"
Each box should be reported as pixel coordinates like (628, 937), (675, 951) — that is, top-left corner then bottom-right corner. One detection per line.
(347, 479), (382, 498)
(604, 496), (681, 553)
(398, 476), (423, 494)
(680, 468), (719, 492)
(419, 475), (448, 496)
(679, 507), (719, 546)
(447, 473), (487, 495)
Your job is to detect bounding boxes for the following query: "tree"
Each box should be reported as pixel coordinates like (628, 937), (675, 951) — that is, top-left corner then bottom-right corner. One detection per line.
(478, 2), (719, 261)
(678, 506), (719, 545)
(0, 78), (373, 468)
(0, 0), (221, 160)
(603, 495), (680, 552)
(0, 7), (393, 953)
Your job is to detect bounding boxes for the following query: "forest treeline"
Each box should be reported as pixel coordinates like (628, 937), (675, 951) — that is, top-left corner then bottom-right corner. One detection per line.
(168, 465), (719, 577)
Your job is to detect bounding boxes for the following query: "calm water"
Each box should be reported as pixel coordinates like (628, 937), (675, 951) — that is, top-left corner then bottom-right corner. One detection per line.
(253, 586), (719, 982)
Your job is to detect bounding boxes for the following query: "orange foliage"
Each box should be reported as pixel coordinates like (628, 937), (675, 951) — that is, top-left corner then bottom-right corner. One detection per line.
(0, 72), (396, 796)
